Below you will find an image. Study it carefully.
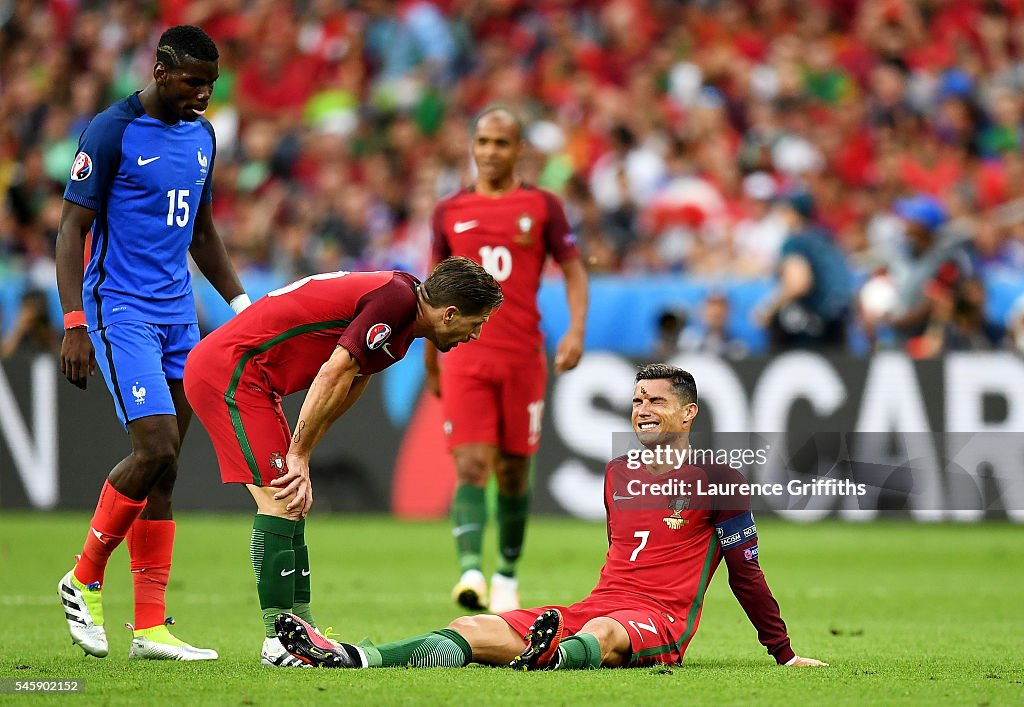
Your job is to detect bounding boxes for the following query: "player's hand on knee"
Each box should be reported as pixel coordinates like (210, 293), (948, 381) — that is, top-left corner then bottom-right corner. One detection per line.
(272, 472), (310, 516)
(60, 329), (95, 390)
(271, 454), (312, 515)
(269, 467), (306, 502)
(299, 484), (313, 518)
(786, 656), (829, 667)
(285, 479), (312, 517)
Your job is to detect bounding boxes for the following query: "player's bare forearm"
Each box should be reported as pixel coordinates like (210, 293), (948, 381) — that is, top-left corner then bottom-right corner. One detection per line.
(562, 257), (589, 335)
(189, 202), (245, 303)
(55, 201), (95, 313)
(272, 348), (361, 514)
(555, 257), (588, 373)
(56, 201), (97, 389)
(288, 347), (362, 458)
(334, 372), (372, 419)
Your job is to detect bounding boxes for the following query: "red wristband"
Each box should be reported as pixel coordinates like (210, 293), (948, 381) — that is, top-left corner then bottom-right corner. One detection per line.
(63, 310), (87, 330)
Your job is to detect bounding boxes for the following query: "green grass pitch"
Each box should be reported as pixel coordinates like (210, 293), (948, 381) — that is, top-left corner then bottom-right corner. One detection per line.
(0, 513), (1021, 705)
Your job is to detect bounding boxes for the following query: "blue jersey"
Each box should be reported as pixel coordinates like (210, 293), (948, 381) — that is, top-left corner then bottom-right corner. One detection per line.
(64, 92), (215, 329)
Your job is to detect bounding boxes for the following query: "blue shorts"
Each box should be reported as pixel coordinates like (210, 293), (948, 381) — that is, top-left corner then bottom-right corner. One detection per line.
(90, 321), (200, 428)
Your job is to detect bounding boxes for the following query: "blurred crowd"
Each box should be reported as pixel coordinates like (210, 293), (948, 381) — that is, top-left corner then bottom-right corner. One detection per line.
(3, 0), (1024, 358)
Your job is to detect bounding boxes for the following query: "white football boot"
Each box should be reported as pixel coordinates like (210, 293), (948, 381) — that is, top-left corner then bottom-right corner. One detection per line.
(127, 619), (218, 660)
(489, 573), (521, 613)
(262, 636), (310, 667)
(451, 569), (488, 611)
(59, 570), (108, 658)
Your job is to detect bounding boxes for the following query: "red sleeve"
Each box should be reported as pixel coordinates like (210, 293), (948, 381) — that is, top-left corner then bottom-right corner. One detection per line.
(719, 517), (795, 665)
(709, 465), (795, 665)
(540, 190), (580, 263)
(337, 274), (418, 372)
(431, 200), (452, 265)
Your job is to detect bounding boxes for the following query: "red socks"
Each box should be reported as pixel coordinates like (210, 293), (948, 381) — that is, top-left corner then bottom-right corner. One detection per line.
(72, 482), (177, 630)
(73, 481), (146, 587)
(127, 519), (176, 630)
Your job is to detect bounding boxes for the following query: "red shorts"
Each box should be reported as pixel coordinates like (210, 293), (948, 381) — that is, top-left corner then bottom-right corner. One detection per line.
(439, 349), (547, 456)
(183, 362), (291, 487)
(499, 597), (690, 667)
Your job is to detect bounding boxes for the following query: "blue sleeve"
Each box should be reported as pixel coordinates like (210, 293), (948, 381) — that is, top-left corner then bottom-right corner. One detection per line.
(199, 118), (216, 205)
(63, 113), (126, 212)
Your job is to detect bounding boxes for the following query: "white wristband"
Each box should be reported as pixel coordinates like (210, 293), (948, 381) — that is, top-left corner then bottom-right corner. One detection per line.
(229, 293), (252, 314)
(785, 656), (800, 666)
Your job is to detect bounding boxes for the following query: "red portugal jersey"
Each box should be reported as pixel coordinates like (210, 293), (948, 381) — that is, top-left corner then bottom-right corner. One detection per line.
(432, 184), (579, 360)
(191, 271), (419, 395)
(589, 457), (795, 663)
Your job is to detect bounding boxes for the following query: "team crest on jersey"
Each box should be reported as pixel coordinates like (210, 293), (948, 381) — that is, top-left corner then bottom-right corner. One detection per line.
(70, 152), (93, 181)
(663, 495), (690, 530)
(366, 323), (392, 350)
(514, 213), (534, 246)
(270, 451), (286, 475)
(197, 149), (208, 174)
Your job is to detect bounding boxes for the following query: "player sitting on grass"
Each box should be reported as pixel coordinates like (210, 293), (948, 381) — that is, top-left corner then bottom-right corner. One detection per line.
(274, 364), (828, 670)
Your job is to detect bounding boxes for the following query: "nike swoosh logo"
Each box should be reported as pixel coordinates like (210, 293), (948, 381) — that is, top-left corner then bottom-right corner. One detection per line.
(382, 343), (395, 360)
(453, 220), (479, 234)
(90, 527), (108, 544)
(612, 493), (634, 501)
(452, 523), (481, 538)
(137, 155), (160, 166)
(280, 569), (296, 577)
(301, 570), (311, 577)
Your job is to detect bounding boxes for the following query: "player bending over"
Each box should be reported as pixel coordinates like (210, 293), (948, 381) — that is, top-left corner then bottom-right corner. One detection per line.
(183, 258), (502, 666)
(274, 364), (828, 670)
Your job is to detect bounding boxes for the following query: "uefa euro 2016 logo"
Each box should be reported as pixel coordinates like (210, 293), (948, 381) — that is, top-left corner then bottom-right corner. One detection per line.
(366, 323), (392, 350)
(70, 152), (93, 181)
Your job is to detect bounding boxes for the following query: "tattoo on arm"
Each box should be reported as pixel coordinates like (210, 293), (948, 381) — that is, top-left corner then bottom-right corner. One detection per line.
(292, 421), (305, 444)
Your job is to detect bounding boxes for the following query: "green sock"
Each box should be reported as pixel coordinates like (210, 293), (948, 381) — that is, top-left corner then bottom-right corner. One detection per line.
(451, 484), (486, 572)
(496, 492), (530, 578)
(554, 633), (602, 670)
(292, 519), (315, 627)
(250, 514), (298, 638)
(365, 628), (472, 668)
